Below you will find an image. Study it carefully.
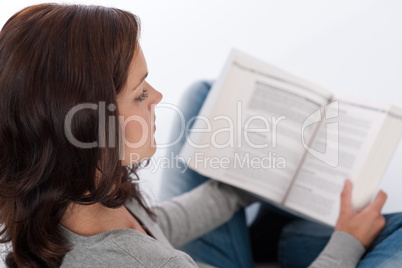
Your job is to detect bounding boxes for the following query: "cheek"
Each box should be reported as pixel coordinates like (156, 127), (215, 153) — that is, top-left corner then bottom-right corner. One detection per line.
(121, 116), (150, 145)
(121, 116), (154, 164)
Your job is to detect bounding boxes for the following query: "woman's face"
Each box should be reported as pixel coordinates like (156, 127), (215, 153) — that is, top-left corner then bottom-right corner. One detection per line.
(116, 46), (163, 165)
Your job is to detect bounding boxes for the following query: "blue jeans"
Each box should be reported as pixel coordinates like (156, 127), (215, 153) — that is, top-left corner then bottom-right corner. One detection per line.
(279, 213), (402, 268)
(159, 81), (402, 268)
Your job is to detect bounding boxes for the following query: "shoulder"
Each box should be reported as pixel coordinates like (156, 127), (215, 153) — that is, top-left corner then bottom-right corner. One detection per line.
(61, 229), (197, 268)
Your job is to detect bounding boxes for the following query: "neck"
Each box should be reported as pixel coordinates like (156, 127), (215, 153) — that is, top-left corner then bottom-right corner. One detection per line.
(61, 202), (146, 236)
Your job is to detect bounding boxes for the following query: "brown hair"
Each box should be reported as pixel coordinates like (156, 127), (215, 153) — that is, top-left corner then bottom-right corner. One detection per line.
(0, 4), (153, 267)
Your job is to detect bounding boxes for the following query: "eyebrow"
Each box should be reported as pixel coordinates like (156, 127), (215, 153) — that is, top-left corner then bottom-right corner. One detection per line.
(133, 72), (149, 91)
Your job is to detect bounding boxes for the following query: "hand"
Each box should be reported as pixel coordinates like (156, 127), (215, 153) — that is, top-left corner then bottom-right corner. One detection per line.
(335, 179), (387, 249)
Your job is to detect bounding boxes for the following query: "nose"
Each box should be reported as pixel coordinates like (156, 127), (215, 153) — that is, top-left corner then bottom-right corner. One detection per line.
(154, 88), (163, 104)
(146, 82), (162, 107)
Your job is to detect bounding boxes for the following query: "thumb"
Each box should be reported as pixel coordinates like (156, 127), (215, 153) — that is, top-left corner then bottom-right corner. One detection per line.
(340, 179), (353, 212)
(367, 190), (387, 212)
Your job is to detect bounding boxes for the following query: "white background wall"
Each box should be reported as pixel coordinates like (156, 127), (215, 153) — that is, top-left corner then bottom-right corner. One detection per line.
(1, 0), (402, 266)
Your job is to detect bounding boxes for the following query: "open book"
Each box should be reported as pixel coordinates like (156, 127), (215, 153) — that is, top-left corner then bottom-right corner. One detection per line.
(179, 49), (402, 226)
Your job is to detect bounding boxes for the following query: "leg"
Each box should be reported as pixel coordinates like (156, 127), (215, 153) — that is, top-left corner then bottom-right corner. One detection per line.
(158, 81), (211, 200)
(357, 212), (402, 267)
(278, 213), (402, 268)
(278, 219), (333, 268)
(159, 81), (254, 268)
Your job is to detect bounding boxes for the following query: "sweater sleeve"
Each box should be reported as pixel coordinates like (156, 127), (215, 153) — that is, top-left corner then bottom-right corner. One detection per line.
(154, 180), (257, 248)
(308, 231), (366, 268)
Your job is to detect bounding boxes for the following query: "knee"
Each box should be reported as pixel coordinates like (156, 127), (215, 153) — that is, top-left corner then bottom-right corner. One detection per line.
(183, 80), (213, 99)
(176, 80), (214, 127)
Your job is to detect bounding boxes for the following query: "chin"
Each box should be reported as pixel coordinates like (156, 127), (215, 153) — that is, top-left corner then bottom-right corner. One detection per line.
(123, 150), (156, 166)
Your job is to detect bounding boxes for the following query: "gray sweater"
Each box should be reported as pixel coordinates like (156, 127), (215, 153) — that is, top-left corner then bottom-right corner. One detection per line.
(61, 181), (365, 267)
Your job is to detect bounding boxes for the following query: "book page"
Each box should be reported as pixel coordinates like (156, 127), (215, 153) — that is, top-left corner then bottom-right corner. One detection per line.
(181, 50), (332, 203)
(380, 135), (402, 213)
(284, 96), (390, 225)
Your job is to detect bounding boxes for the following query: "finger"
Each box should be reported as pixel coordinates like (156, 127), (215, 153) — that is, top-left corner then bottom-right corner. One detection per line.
(369, 190), (387, 211)
(340, 179), (353, 211)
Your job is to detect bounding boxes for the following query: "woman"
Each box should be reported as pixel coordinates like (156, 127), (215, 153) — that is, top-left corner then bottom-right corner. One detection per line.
(0, 3), (397, 268)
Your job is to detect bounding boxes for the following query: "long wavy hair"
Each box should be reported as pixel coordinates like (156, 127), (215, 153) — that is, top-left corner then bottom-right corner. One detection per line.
(0, 4), (154, 267)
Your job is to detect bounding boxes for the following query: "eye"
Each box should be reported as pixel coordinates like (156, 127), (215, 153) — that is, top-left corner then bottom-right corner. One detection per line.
(135, 89), (149, 102)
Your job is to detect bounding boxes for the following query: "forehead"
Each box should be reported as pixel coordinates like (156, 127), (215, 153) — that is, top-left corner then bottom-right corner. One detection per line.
(122, 46), (147, 94)
(130, 46), (147, 77)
